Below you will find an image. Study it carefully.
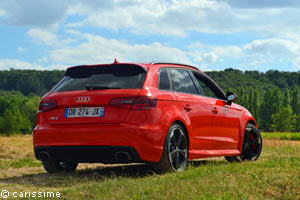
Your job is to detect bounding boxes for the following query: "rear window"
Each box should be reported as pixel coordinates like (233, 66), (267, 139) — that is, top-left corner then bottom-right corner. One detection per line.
(51, 64), (147, 92)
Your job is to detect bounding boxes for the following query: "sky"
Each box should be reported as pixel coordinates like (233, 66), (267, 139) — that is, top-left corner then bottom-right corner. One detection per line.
(1, 0), (300, 72)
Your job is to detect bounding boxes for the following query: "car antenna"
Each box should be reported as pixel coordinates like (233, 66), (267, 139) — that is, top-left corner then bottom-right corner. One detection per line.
(113, 58), (119, 64)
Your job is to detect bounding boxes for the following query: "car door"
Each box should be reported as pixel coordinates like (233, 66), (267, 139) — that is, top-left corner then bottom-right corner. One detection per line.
(168, 68), (214, 150)
(191, 71), (241, 150)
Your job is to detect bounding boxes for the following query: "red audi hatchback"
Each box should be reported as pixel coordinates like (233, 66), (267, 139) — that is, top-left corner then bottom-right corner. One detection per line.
(33, 61), (262, 173)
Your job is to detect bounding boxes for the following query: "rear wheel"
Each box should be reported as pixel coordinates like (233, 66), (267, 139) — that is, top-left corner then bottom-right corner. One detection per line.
(152, 123), (188, 173)
(225, 123), (262, 162)
(60, 161), (78, 172)
(42, 159), (78, 173)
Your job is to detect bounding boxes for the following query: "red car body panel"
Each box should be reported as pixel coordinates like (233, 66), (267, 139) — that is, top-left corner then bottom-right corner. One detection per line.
(33, 62), (257, 163)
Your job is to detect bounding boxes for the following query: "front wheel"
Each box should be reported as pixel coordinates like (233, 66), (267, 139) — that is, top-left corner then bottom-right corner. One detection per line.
(225, 123), (262, 162)
(152, 123), (188, 173)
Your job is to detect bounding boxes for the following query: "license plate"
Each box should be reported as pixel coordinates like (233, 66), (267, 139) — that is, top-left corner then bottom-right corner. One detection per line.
(64, 107), (104, 118)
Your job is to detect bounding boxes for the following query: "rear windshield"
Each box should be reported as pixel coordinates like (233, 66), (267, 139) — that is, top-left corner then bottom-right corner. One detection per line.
(51, 64), (147, 92)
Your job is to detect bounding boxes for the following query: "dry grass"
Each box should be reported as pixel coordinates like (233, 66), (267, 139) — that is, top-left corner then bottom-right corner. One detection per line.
(264, 139), (300, 147)
(0, 134), (34, 159)
(0, 135), (299, 199)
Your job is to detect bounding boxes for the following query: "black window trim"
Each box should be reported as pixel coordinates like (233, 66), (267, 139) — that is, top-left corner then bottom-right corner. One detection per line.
(190, 71), (226, 101)
(188, 70), (204, 95)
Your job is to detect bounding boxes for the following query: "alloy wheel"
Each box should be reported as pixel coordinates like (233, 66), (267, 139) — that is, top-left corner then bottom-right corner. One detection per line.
(168, 126), (188, 171)
(240, 127), (262, 161)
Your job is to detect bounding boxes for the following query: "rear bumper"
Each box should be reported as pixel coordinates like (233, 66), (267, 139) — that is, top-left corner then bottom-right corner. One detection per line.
(33, 122), (166, 163)
(34, 146), (142, 163)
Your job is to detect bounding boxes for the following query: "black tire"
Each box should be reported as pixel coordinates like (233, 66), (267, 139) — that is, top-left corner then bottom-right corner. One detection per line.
(42, 159), (63, 173)
(60, 161), (78, 172)
(225, 123), (263, 162)
(42, 160), (78, 173)
(224, 156), (236, 162)
(152, 123), (188, 173)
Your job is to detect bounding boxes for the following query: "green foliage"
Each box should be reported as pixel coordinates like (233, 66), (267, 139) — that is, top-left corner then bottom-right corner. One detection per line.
(0, 91), (39, 135)
(271, 107), (296, 132)
(0, 69), (64, 96)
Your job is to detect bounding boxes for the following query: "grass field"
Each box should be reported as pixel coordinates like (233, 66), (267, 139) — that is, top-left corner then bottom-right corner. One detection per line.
(262, 132), (300, 140)
(0, 134), (300, 199)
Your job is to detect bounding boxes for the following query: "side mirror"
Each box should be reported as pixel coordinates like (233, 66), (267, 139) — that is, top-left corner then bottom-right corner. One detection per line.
(226, 92), (237, 105)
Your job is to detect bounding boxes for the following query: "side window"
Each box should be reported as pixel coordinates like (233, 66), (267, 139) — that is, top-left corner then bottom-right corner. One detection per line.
(169, 69), (198, 95)
(192, 72), (217, 98)
(158, 69), (171, 90)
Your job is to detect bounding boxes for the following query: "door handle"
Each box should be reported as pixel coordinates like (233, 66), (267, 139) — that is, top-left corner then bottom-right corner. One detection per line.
(184, 104), (192, 112)
(212, 107), (218, 114)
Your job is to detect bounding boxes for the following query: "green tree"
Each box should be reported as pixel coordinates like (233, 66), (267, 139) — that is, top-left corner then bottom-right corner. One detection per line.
(271, 106), (296, 132)
(0, 109), (17, 135)
(260, 88), (282, 131)
(24, 96), (40, 128)
(291, 87), (300, 132)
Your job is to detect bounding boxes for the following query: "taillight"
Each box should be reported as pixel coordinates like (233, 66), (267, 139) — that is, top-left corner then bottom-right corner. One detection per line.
(131, 97), (157, 110)
(38, 100), (57, 112)
(109, 96), (157, 110)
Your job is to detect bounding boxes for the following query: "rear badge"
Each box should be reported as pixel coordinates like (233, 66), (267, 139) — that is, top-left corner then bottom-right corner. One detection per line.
(75, 96), (90, 103)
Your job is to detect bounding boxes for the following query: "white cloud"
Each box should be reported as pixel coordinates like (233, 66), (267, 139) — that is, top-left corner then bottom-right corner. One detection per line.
(0, 0), (69, 27)
(27, 28), (75, 46)
(17, 47), (25, 52)
(47, 64), (68, 70)
(243, 38), (298, 57)
(37, 57), (48, 63)
(2, 0), (300, 39)
(0, 59), (44, 70)
(27, 28), (57, 45)
(0, 8), (5, 16)
(188, 38), (300, 70)
(62, 0), (300, 39)
(2, 0), (300, 72)
(191, 52), (218, 69)
(224, 0), (300, 8)
(50, 33), (192, 65)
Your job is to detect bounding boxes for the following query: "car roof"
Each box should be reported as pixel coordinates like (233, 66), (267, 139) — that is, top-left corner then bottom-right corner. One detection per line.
(148, 62), (199, 71)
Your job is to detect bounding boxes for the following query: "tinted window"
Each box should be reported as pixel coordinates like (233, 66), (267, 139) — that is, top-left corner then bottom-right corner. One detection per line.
(169, 69), (198, 94)
(158, 69), (171, 90)
(192, 72), (222, 99)
(52, 64), (146, 92)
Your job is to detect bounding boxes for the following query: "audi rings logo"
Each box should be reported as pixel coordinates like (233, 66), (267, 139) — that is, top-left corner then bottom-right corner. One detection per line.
(75, 96), (90, 103)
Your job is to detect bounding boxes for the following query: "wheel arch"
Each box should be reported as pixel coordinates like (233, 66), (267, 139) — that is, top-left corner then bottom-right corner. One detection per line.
(167, 119), (191, 151)
(247, 119), (257, 128)
(238, 117), (258, 152)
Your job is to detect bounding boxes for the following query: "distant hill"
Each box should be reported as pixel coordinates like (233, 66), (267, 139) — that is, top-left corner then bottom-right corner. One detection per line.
(0, 69), (64, 96)
(0, 68), (299, 97)
(0, 68), (299, 133)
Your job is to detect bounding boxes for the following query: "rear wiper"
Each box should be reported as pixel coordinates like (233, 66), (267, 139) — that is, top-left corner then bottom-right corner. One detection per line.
(86, 85), (121, 90)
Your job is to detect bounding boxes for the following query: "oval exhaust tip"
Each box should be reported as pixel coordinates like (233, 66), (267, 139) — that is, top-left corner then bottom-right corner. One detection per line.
(115, 151), (131, 162)
(38, 151), (50, 160)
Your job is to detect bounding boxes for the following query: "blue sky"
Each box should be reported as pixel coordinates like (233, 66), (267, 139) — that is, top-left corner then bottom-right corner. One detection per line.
(1, 0), (300, 72)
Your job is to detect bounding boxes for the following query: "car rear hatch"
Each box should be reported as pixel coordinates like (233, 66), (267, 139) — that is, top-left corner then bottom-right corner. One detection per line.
(41, 64), (147, 125)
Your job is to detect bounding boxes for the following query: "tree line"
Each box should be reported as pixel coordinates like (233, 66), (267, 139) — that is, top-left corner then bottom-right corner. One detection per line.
(0, 68), (300, 134)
